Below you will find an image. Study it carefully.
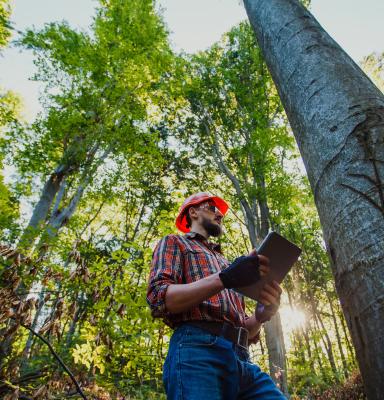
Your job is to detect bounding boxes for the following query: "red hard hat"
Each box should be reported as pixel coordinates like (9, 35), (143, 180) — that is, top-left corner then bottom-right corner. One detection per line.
(175, 192), (229, 233)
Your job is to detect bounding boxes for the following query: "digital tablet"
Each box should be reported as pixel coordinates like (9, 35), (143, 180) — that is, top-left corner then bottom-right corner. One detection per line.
(233, 231), (301, 301)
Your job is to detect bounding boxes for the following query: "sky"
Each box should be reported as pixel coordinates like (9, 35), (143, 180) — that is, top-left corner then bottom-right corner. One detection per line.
(1, 0), (383, 120)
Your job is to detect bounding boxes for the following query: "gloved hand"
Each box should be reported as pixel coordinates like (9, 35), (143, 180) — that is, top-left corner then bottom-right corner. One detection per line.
(219, 255), (260, 289)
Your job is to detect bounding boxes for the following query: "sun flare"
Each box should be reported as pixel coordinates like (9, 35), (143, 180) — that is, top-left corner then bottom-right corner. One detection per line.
(279, 305), (306, 334)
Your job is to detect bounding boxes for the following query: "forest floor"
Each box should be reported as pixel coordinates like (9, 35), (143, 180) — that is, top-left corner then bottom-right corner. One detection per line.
(306, 372), (366, 400)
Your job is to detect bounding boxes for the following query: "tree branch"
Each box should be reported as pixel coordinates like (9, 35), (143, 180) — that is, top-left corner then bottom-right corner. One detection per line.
(19, 322), (88, 400)
(208, 121), (257, 243)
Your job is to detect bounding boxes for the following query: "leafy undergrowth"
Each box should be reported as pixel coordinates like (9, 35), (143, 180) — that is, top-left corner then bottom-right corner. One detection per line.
(3, 372), (366, 400)
(308, 372), (366, 400)
(1, 373), (165, 400)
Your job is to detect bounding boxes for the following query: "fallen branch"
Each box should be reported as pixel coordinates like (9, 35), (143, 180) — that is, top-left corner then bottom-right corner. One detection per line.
(19, 322), (88, 400)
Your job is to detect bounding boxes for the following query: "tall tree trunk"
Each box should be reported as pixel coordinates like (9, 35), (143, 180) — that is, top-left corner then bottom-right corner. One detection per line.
(264, 313), (288, 394)
(18, 164), (69, 248)
(244, 1), (384, 398)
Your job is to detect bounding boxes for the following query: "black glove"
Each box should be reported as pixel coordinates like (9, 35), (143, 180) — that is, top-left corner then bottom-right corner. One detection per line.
(219, 255), (260, 289)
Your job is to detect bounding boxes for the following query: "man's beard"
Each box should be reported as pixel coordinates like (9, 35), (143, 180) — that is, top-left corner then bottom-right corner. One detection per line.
(202, 216), (223, 237)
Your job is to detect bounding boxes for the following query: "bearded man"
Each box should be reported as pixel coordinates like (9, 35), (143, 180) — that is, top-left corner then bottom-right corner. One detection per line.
(147, 192), (285, 400)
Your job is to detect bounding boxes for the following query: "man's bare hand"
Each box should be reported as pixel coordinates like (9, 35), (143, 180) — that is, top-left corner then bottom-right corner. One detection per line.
(255, 281), (283, 323)
(259, 280), (282, 306)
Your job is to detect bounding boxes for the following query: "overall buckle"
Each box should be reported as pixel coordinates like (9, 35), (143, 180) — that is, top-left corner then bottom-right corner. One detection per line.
(237, 326), (249, 349)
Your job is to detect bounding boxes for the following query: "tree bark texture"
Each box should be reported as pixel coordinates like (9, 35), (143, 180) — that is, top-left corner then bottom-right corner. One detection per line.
(19, 164), (69, 246)
(244, 1), (384, 398)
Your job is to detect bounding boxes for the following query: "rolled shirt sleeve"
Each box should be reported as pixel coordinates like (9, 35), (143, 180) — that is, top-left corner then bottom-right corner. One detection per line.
(146, 235), (183, 318)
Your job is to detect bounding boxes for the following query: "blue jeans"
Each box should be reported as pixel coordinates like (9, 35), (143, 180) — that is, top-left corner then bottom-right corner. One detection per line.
(163, 324), (286, 400)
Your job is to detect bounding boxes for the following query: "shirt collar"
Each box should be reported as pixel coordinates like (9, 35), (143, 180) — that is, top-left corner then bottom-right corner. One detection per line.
(185, 231), (222, 253)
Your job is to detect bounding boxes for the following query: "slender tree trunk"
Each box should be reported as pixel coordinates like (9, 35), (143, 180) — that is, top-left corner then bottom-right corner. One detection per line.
(40, 146), (111, 245)
(45, 182), (87, 237)
(326, 291), (348, 378)
(259, 332), (265, 356)
(290, 265), (311, 363)
(307, 289), (338, 377)
(301, 327), (312, 362)
(287, 291), (307, 364)
(244, 1), (384, 397)
(66, 295), (85, 349)
(22, 288), (45, 361)
(293, 328), (305, 364)
(309, 323), (324, 372)
(264, 313), (288, 394)
(338, 306), (355, 361)
(258, 176), (270, 236)
(250, 215), (289, 395)
(315, 308), (339, 379)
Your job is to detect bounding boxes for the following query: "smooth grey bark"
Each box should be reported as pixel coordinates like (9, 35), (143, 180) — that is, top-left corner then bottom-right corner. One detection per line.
(20, 138), (103, 248)
(45, 181), (88, 236)
(244, 1), (384, 397)
(19, 164), (70, 246)
(39, 145), (111, 243)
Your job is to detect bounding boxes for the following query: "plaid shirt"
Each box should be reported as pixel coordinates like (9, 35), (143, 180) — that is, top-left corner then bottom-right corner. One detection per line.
(147, 232), (247, 329)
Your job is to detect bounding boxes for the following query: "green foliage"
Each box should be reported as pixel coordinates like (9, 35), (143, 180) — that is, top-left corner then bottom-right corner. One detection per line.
(0, 174), (19, 238)
(0, 90), (21, 128)
(0, 0), (21, 241)
(4, 0), (176, 250)
(0, 2), (359, 399)
(0, 0), (11, 49)
(361, 52), (384, 93)
(172, 22), (300, 247)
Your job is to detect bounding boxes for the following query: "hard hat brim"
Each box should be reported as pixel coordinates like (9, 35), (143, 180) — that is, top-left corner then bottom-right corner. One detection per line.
(175, 194), (229, 233)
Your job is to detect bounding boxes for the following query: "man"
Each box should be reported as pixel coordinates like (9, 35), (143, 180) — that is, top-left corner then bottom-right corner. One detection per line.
(147, 192), (286, 399)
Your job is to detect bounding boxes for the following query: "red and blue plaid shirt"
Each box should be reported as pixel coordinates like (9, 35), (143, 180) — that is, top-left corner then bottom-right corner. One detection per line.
(147, 232), (247, 329)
